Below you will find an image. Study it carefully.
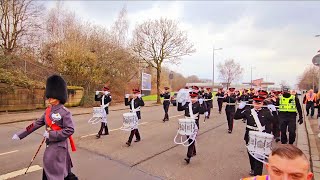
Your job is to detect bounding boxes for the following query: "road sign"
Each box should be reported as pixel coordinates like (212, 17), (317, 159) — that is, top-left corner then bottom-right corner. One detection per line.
(169, 72), (173, 80)
(312, 54), (320, 66)
(141, 73), (152, 91)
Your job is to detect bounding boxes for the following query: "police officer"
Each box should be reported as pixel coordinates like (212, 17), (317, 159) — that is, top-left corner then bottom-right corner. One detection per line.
(95, 86), (112, 138)
(235, 95), (278, 176)
(276, 87), (303, 144)
(177, 90), (206, 164)
(224, 87), (237, 133)
(216, 88), (225, 114)
(160, 87), (171, 122)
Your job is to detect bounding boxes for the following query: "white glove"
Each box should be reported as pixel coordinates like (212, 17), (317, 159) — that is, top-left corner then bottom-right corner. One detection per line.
(12, 134), (20, 140)
(198, 98), (204, 105)
(95, 91), (99, 95)
(104, 91), (109, 95)
(238, 101), (246, 109)
(125, 94), (129, 98)
(138, 94), (142, 98)
(267, 104), (277, 111)
(205, 112), (209, 117)
(43, 131), (49, 139)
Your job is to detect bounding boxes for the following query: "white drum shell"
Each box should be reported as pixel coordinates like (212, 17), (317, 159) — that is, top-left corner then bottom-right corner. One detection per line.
(178, 118), (196, 136)
(92, 107), (104, 118)
(122, 112), (138, 130)
(247, 131), (274, 156)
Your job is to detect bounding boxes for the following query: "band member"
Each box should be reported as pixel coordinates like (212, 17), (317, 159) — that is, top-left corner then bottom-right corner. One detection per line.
(12, 75), (77, 180)
(160, 87), (171, 122)
(224, 87), (237, 133)
(276, 87), (303, 144)
(238, 89), (250, 123)
(235, 95), (278, 176)
(203, 87), (213, 119)
(248, 88), (255, 105)
(177, 91), (206, 164)
(125, 89), (145, 146)
(216, 88), (225, 114)
(304, 89), (317, 118)
(95, 86), (112, 138)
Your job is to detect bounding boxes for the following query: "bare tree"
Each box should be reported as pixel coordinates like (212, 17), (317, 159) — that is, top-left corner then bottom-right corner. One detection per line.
(217, 59), (244, 88)
(298, 66), (319, 90)
(132, 18), (196, 103)
(0, 0), (43, 55)
(110, 6), (129, 48)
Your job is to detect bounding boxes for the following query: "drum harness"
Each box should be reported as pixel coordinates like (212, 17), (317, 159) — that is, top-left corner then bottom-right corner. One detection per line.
(248, 109), (265, 132)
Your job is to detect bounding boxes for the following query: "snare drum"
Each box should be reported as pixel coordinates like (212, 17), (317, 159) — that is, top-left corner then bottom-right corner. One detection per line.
(247, 131), (274, 163)
(178, 118), (196, 136)
(120, 112), (138, 131)
(88, 107), (105, 124)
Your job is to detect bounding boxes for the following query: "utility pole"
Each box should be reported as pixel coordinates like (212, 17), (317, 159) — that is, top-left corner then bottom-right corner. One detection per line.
(250, 66), (253, 88)
(212, 46), (222, 90)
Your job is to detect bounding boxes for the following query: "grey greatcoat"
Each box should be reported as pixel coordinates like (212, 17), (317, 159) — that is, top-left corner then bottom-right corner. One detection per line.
(18, 104), (75, 180)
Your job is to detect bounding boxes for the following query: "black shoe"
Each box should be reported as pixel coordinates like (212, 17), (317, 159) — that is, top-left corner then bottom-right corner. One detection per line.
(193, 153), (196, 157)
(228, 130), (232, 134)
(184, 158), (190, 164)
(126, 142), (131, 146)
(249, 170), (254, 176)
(134, 139), (141, 142)
(163, 119), (166, 122)
(96, 134), (101, 139)
(102, 132), (109, 135)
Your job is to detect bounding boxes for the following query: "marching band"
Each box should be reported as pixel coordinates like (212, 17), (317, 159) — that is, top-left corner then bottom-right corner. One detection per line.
(12, 81), (304, 179)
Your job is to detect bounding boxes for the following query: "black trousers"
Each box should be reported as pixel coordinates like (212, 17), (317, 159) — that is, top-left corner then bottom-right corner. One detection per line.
(186, 120), (199, 158)
(225, 106), (235, 131)
(306, 101), (315, 116)
(279, 114), (297, 144)
(43, 170), (78, 180)
(206, 101), (212, 117)
(97, 122), (109, 135)
(128, 129), (141, 143)
(218, 101), (223, 112)
(163, 102), (170, 120)
(247, 152), (263, 176)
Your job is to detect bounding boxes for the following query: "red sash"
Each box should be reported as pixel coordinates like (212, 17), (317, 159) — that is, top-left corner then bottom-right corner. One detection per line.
(45, 107), (76, 152)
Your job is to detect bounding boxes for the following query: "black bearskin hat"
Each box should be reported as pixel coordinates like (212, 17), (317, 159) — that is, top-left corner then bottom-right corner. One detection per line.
(45, 75), (68, 104)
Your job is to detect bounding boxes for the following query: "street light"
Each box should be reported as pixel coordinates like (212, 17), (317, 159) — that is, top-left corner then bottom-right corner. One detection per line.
(213, 47), (223, 89)
(315, 35), (320, 37)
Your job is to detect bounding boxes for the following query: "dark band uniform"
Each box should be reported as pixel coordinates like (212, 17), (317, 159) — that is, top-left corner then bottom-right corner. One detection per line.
(177, 91), (206, 164)
(216, 89), (225, 114)
(95, 88), (112, 138)
(125, 89), (145, 146)
(160, 87), (171, 122)
(223, 88), (237, 133)
(203, 88), (213, 118)
(234, 96), (278, 176)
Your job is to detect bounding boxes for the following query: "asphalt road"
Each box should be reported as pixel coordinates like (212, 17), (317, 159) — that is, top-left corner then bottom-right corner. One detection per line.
(0, 104), (261, 180)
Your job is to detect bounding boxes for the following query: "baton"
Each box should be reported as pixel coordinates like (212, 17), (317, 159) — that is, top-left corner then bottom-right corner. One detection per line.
(25, 122), (54, 174)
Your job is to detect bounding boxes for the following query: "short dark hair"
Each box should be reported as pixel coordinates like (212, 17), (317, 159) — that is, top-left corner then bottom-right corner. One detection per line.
(272, 144), (307, 160)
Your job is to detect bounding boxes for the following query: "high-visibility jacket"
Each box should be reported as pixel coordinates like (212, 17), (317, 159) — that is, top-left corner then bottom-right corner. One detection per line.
(241, 175), (270, 180)
(279, 95), (297, 112)
(305, 93), (316, 103)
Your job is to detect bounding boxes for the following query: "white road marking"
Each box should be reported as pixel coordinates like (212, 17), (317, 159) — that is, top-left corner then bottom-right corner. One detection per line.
(169, 114), (184, 118)
(80, 122), (149, 138)
(0, 150), (19, 156)
(0, 165), (42, 180)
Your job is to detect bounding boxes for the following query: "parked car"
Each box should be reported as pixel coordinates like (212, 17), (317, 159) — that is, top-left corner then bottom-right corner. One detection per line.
(171, 92), (177, 106)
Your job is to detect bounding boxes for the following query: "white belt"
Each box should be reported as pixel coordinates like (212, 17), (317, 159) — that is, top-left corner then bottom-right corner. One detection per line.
(131, 107), (141, 112)
(204, 99), (212, 101)
(246, 125), (259, 131)
(185, 113), (199, 118)
(163, 99), (170, 101)
(226, 103), (236, 105)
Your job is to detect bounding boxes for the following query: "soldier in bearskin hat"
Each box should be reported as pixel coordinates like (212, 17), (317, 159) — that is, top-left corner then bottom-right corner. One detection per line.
(12, 74), (77, 180)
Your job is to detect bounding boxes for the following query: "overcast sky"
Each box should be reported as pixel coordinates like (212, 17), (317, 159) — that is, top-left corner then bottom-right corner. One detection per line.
(44, 1), (320, 88)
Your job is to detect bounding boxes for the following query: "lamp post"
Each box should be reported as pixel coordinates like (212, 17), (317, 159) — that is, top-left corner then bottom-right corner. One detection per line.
(315, 35), (320, 92)
(213, 47), (223, 89)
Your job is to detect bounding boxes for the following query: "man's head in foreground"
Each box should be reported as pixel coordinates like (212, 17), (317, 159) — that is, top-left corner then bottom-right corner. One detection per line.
(266, 144), (313, 180)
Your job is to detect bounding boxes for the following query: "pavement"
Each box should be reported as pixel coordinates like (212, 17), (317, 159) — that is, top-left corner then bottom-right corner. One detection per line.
(0, 100), (319, 180)
(0, 101), (159, 124)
